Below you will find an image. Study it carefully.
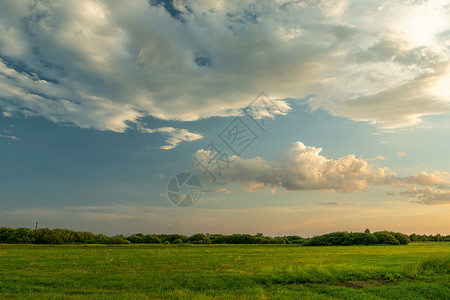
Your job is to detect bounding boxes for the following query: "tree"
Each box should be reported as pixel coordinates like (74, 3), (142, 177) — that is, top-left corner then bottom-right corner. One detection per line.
(409, 233), (419, 242)
(42, 232), (63, 244)
(0, 227), (14, 243)
(107, 235), (130, 244)
(34, 228), (51, 244)
(350, 233), (378, 245)
(373, 232), (399, 245)
(188, 233), (211, 244)
(127, 235), (142, 243)
(392, 232), (410, 245)
(8, 228), (36, 244)
(160, 234), (187, 244)
(141, 234), (161, 244)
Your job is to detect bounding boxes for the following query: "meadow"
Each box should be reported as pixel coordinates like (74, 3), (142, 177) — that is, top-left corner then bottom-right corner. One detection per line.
(0, 243), (449, 299)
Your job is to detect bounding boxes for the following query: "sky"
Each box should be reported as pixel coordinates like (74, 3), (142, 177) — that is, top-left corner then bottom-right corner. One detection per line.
(0, 0), (450, 237)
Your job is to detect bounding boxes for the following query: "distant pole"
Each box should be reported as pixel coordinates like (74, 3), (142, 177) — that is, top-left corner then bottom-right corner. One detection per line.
(35, 222), (38, 230)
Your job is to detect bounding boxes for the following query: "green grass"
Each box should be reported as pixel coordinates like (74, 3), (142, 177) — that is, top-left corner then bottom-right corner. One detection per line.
(0, 243), (449, 299)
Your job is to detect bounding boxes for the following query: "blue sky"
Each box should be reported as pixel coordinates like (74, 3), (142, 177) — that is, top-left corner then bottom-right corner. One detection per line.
(1, 0), (450, 236)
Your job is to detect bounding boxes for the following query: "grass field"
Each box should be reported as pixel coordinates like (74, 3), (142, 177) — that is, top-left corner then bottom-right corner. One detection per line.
(0, 243), (449, 299)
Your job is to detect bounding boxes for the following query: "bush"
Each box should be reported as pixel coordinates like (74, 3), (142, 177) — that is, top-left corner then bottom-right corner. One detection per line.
(127, 235), (142, 243)
(393, 232), (410, 245)
(106, 235), (130, 244)
(0, 227), (14, 243)
(44, 232), (64, 244)
(0, 227), (441, 246)
(187, 233), (211, 244)
(141, 234), (161, 244)
(285, 236), (305, 244)
(160, 234), (187, 244)
(350, 233), (378, 245)
(275, 237), (288, 244)
(8, 228), (36, 244)
(373, 232), (400, 245)
(305, 232), (352, 246)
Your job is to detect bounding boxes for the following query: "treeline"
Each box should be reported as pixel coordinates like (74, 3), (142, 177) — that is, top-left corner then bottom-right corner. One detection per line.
(0, 227), (449, 245)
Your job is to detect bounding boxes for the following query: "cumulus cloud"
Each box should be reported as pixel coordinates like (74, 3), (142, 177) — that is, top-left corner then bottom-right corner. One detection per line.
(193, 140), (450, 200)
(0, 0), (449, 134)
(401, 186), (450, 205)
(404, 171), (450, 186)
(193, 141), (398, 193)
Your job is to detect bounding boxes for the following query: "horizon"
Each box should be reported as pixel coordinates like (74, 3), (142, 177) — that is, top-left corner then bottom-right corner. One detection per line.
(1, 0), (450, 237)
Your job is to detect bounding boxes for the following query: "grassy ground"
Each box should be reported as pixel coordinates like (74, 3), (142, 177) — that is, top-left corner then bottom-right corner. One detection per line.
(0, 243), (449, 299)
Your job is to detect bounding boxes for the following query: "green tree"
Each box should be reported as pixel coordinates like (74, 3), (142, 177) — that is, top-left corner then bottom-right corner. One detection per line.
(373, 231), (399, 245)
(8, 228), (36, 244)
(141, 234), (161, 244)
(188, 233), (211, 244)
(0, 227), (14, 243)
(393, 232), (410, 245)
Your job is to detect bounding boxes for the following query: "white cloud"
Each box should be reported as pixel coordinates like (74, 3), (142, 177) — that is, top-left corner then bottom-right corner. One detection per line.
(0, 134), (18, 140)
(404, 171), (450, 186)
(193, 140), (450, 197)
(193, 141), (398, 193)
(141, 127), (203, 150)
(397, 152), (406, 156)
(401, 186), (450, 205)
(0, 0), (448, 134)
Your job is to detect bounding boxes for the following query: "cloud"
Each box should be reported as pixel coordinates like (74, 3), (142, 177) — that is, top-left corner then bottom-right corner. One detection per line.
(155, 173), (165, 179)
(316, 202), (344, 206)
(369, 156), (386, 160)
(397, 152), (406, 156)
(193, 141), (398, 193)
(0, 0), (448, 134)
(202, 188), (230, 195)
(401, 186), (450, 205)
(404, 171), (450, 186)
(193, 140), (450, 196)
(141, 127), (203, 150)
(0, 134), (17, 140)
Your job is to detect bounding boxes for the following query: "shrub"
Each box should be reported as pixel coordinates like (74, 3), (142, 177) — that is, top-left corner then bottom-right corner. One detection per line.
(107, 235), (130, 244)
(160, 234), (187, 244)
(42, 232), (64, 244)
(0, 227), (14, 243)
(350, 233), (378, 245)
(8, 228), (36, 244)
(285, 236), (305, 244)
(127, 235), (142, 243)
(305, 232), (352, 246)
(188, 233), (211, 244)
(393, 232), (410, 245)
(141, 234), (161, 244)
(373, 232), (400, 245)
